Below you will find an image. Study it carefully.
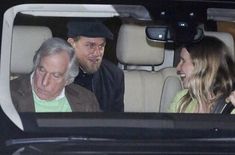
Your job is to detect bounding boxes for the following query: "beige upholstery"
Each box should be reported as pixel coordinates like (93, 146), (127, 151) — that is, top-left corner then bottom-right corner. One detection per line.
(11, 26), (52, 74)
(117, 24), (164, 65)
(116, 24), (182, 112)
(205, 31), (235, 59)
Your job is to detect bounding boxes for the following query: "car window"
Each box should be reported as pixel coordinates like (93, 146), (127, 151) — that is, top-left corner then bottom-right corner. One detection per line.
(1, 3), (234, 113)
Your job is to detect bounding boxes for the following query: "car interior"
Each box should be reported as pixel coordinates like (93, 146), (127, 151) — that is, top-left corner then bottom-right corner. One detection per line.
(10, 20), (184, 113)
(0, 4), (234, 118)
(116, 23), (182, 112)
(8, 20), (235, 114)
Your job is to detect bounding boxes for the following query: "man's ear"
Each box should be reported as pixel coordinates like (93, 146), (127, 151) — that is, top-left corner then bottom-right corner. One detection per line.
(65, 79), (72, 86)
(67, 38), (75, 47)
(65, 76), (75, 86)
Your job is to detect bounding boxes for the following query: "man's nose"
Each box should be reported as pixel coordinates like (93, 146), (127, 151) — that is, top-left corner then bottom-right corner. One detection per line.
(42, 73), (50, 86)
(92, 46), (103, 56)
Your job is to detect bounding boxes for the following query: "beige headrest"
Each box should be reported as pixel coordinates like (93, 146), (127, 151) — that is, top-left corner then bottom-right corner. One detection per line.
(116, 24), (165, 65)
(11, 26), (52, 74)
(204, 31), (234, 58)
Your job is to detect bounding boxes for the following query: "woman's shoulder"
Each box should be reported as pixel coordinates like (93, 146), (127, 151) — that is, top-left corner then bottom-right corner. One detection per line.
(175, 89), (188, 98)
(168, 89), (188, 113)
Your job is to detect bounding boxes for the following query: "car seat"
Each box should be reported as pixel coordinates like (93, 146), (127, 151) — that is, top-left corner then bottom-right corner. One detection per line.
(0, 25), (52, 129)
(116, 23), (182, 112)
(11, 25), (52, 76)
(204, 31), (234, 59)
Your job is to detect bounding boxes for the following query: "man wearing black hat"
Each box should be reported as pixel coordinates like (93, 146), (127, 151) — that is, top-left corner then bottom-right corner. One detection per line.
(67, 20), (124, 112)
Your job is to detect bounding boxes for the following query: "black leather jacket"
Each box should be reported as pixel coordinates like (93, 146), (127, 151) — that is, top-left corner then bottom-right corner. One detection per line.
(74, 59), (124, 112)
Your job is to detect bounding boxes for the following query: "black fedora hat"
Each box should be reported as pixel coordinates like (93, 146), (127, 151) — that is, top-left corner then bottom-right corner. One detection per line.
(67, 19), (113, 40)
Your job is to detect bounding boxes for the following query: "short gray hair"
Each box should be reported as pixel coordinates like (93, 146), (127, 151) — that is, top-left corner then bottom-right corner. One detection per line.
(33, 37), (79, 84)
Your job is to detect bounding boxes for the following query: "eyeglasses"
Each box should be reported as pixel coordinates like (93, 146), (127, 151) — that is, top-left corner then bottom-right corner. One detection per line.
(84, 42), (106, 52)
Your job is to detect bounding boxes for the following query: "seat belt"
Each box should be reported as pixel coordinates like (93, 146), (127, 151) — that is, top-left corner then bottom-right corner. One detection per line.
(212, 96), (234, 114)
(212, 83), (235, 114)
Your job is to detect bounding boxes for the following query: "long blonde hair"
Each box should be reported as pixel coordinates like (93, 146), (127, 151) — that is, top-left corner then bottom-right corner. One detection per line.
(178, 36), (235, 113)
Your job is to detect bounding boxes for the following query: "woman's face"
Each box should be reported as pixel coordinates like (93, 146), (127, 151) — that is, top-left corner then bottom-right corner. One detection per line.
(176, 47), (194, 88)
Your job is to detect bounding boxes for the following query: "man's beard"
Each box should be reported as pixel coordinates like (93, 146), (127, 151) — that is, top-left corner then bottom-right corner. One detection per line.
(80, 61), (101, 74)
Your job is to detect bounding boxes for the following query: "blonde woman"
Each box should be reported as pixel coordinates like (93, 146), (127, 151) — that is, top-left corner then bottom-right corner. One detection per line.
(169, 36), (235, 113)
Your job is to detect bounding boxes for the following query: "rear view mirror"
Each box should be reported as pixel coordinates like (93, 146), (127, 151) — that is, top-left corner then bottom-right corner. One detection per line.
(145, 26), (172, 42)
(146, 25), (204, 44)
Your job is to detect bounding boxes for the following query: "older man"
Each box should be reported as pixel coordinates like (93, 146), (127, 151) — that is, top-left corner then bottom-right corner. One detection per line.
(11, 37), (100, 112)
